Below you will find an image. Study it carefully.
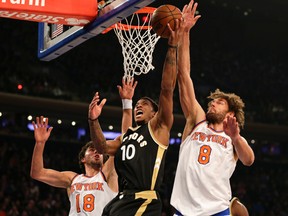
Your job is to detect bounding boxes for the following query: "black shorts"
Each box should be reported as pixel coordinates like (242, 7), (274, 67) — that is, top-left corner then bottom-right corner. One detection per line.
(102, 190), (162, 216)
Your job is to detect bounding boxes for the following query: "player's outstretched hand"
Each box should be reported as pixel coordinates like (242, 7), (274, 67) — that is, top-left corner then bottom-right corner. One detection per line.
(223, 115), (240, 139)
(167, 18), (185, 47)
(182, 0), (201, 32)
(117, 77), (138, 100)
(88, 92), (106, 120)
(32, 116), (53, 143)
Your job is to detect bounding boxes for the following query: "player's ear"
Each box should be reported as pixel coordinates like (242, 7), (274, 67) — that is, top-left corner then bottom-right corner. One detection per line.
(150, 109), (157, 118)
(81, 157), (86, 163)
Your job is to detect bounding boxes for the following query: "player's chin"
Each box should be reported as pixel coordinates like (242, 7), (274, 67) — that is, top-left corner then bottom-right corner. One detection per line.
(135, 114), (142, 121)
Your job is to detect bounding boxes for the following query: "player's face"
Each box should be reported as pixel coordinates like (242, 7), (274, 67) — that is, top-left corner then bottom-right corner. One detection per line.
(206, 98), (229, 124)
(134, 99), (156, 125)
(84, 147), (103, 167)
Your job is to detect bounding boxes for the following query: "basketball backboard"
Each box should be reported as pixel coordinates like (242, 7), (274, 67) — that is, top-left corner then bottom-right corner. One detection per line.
(38, 0), (156, 61)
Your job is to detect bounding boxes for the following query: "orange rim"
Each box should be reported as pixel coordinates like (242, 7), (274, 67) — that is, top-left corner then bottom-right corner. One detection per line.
(102, 7), (156, 33)
(134, 6), (156, 14)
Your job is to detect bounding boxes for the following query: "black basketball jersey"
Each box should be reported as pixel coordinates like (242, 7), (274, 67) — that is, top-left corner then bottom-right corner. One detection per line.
(114, 122), (168, 192)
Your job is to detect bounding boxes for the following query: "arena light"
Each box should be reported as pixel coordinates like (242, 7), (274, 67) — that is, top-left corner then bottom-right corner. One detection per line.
(27, 123), (34, 131)
(77, 128), (86, 140)
(103, 131), (121, 140)
(17, 84), (23, 90)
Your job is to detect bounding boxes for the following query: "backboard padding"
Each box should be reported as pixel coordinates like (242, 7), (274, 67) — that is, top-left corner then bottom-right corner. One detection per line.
(38, 0), (156, 61)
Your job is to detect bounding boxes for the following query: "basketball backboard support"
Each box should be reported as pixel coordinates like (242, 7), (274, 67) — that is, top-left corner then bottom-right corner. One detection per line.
(38, 0), (156, 61)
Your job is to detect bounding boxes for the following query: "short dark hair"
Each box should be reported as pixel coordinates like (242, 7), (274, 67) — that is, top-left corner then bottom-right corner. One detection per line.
(78, 141), (93, 173)
(78, 141), (109, 173)
(140, 96), (158, 112)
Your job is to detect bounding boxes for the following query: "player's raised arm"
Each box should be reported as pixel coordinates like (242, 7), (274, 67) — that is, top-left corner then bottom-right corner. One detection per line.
(224, 115), (255, 166)
(118, 77), (138, 133)
(178, 0), (204, 141)
(30, 116), (75, 189)
(88, 92), (121, 156)
(150, 18), (184, 146)
(102, 78), (137, 192)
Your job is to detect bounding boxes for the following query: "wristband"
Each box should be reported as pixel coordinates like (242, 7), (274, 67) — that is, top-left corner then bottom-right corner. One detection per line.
(122, 99), (133, 109)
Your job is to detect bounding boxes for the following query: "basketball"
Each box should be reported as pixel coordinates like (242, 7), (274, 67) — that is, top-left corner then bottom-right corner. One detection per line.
(151, 5), (182, 38)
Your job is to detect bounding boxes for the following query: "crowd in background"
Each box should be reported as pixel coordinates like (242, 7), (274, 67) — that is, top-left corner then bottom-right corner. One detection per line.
(0, 3), (288, 126)
(0, 32), (287, 125)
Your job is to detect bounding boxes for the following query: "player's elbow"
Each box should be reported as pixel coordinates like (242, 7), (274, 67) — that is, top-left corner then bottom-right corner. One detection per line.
(30, 168), (41, 180)
(30, 169), (37, 179)
(242, 154), (255, 166)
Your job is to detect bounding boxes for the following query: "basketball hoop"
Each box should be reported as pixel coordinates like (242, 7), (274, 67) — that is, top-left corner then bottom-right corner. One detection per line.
(104, 7), (160, 81)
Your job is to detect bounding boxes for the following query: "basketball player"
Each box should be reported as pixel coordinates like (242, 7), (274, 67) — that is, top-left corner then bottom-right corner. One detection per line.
(170, 1), (255, 215)
(30, 79), (137, 216)
(88, 20), (185, 215)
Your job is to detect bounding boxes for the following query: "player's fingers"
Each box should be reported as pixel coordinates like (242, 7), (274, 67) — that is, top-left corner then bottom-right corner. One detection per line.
(94, 92), (100, 100)
(177, 18), (184, 31)
(36, 116), (40, 126)
(180, 17), (185, 27)
(192, 2), (198, 15)
(89, 102), (94, 109)
(44, 117), (49, 127)
(167, 23), (172, 32)
(48, 127), (53, 134)
(92, 93), (101, 102)
(129, 78), (134, 86)
(90, 99), (97, 108)
(226, 115), (232, 122)
(40, 116), (45, 125)
(188, 0), (194, 11)
(99, 98), (107, 108)
(228, 116), (237, 126)
(90, 93), (99, 103)
(122, 76), (126, 85)
(92, 91), (98, 98)
(182, 4), (188, 13)
(194, 15), (201, 22)
(32, 121), (36, 129)
(132, 80), (138, 88)
(174, 19), (180, 30)
(89, 98), (100, 110)
(233, 117), (238, 125)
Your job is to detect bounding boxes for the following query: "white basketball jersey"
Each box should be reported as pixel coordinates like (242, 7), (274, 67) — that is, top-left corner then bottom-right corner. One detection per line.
(171, 121), (237, 216)
(69, 172), (117, 216)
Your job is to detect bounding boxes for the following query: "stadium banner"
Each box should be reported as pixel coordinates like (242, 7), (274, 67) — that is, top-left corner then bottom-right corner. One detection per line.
(0, 0), (97, 25)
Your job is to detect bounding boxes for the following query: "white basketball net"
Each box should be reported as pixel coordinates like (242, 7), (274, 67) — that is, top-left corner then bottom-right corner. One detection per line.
(113, 9), (160, 80)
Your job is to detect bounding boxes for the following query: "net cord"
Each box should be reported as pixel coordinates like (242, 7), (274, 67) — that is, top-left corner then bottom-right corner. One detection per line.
(113, 10), (160, 81)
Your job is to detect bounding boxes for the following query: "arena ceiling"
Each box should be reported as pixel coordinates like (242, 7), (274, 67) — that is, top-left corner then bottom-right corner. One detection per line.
(177, 0), (288, 23)
(207, 0), (288, 23)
